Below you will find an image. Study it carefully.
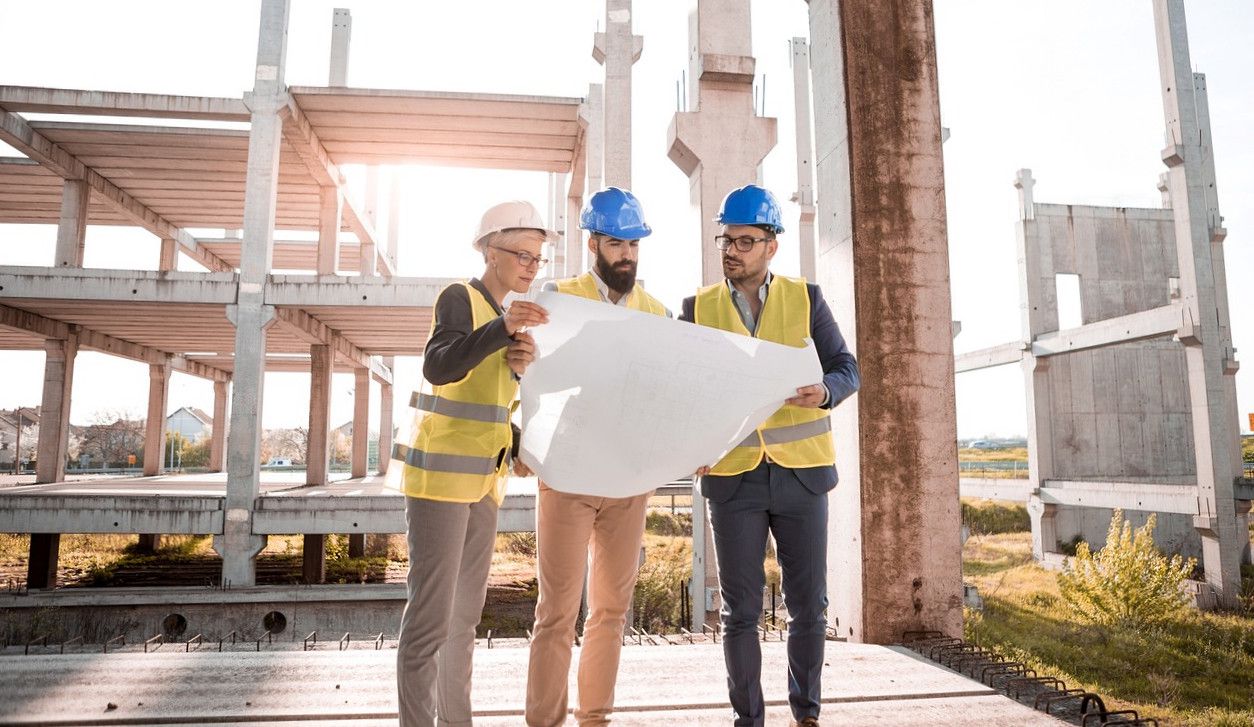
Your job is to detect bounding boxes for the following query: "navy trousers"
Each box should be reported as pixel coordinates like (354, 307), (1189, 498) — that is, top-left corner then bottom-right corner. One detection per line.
(708, 460), (828, 726)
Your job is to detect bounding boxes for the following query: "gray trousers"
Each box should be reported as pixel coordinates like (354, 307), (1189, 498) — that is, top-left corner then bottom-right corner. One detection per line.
(397, 494), (499, 727)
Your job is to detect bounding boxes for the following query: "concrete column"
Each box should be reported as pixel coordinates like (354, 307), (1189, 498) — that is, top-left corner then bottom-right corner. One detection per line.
(216, 0), (290, 587)
(328, 8), (350, 86)
(669, 0), (776, 626)
(136, 534), (162, 553)
(808, 0), (962, 643)
(667, 0), (777, 283)
(303, 534), (326, 584)
(209, 379), (230, 472)
(1153, 0), (1243, 606)
(387, 173), (401, 272)
(791, 38), (818, 282)
(307, 344), (333, 486)
(35, 337), (77, 484)
(378, 358), (395, 476)
(54, 179), (88, 268)
(584, 84), (604, 199)
(142, 361), (171, 477)
(593, 0), (643, 188)
(360, 168), (379, 275)
(1013, 170), (1057, 560)
(352, 367), (369, 477)
(158, 238), (177, 272)
(317, 186), (342, 276)
(26, 533), (60, 590)
(564, 194), (583, 278)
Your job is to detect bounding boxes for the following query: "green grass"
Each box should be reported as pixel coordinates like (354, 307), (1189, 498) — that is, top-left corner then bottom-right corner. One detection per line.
(964, 532), (1254, 726)
(962, 498), (1031, 535)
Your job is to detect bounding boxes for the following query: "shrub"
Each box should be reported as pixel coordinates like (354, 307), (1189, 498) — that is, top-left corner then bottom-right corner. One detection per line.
(632, 538), (691, 633)
(499, 532), (537, 558)
(1058, 510), (1195, 629)
(645, 511), (692, 537)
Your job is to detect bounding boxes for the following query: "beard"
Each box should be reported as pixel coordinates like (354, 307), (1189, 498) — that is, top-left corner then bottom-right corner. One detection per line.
(595, 252), (637, 295)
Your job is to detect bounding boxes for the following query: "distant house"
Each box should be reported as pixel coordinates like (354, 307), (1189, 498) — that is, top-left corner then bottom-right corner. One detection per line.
(0, 407), (39, 468)
(167, 406), (213, 443)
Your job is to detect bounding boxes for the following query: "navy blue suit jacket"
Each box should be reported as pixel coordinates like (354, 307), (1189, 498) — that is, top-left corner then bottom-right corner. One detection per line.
(680, 281), (860, 502)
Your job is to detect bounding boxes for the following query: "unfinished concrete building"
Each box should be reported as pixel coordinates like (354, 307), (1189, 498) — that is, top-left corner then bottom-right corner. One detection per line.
(958, 1), (1250, 608)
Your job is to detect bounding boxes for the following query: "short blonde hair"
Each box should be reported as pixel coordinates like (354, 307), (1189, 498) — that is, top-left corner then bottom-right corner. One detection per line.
(478, 228), (547, 259)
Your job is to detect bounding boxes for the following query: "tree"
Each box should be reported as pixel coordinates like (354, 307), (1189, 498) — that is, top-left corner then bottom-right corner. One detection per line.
(77, 409), (145, 468)
(261, 427), (307, 464)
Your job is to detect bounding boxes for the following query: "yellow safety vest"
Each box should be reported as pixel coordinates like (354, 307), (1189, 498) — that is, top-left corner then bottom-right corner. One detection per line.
(694, 275), (835, 475)
(555, 271), (669, 316)
(394, 282), (516, 504)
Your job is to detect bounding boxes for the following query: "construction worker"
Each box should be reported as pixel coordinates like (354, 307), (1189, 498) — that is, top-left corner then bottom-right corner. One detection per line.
(681, 184), (860, 727)
(395, 200), (557, 727)
(525, 187), (669, 727)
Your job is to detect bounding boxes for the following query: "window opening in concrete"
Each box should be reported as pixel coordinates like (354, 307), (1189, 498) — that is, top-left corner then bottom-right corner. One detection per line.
(1055, 273), (1083, 330)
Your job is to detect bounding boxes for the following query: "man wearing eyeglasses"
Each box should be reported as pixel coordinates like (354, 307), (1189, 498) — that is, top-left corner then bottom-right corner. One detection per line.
(525, 187), (670, 727)
(680, 184), (860, 727)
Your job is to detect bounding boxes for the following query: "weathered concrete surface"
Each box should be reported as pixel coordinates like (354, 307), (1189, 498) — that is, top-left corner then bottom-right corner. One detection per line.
(0, 641), (1063, 726)
(808, 0), (963, 643)
(34, 336), (76, 484)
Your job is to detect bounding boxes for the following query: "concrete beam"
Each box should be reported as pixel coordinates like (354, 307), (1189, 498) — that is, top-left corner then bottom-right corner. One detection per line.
(352, 368), (369, 478)
(1039, 480), (1200, 515)
(265, 275), (452, 308)
(34, 337), (77, 484)
(252, 493), (537, 534)
(142, 361), (171, 477)
(0, 267), (238, 304)
(0, 86), (249, 121)
(958, 478), (1033, 503)
(271, 307), (392, 385)
(0, 303), (231, 382)
(306, 344), (333, 487)
(0, 107), (234, 273)
(1030, 304), (1182, 357)
(809, 0), (962, 643)
(0, 494), (223, 534)
(954, 342), (1026, 373)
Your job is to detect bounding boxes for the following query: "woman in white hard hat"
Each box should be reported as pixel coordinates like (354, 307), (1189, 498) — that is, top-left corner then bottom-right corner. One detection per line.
(394, 200), (558, 727)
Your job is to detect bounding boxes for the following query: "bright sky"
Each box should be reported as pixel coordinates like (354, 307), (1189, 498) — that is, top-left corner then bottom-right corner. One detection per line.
(0, 0), (1249, 439)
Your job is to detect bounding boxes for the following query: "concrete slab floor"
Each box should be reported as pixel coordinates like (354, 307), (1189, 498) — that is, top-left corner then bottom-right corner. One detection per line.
(0, 640), (1065, 726)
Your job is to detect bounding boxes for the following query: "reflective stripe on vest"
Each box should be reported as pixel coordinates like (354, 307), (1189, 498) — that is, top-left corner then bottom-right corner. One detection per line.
(393, 443), (499, 476)
(555, 271), (669, 316)
(410, 392), (510, 424)
(694, 275), (835, 476)
(396, 281), (516, 504)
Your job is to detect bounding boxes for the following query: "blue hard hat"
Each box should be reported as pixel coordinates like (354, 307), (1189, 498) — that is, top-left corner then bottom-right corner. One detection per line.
(580, 187), (652, 239)
(716, 184), (785, 234)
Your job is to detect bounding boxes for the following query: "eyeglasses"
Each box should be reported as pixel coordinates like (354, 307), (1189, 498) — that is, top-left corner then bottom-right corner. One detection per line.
(490, 245), (550, 268)
(714, 234), (771, 253)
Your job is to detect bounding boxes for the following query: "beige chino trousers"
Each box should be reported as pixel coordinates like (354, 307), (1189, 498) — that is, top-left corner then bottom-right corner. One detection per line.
(525, 483), (651, 727)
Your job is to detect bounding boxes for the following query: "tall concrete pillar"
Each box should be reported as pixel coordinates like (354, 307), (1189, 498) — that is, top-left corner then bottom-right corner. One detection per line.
(35, 337), (77, 484)
(143, 361), (171, 477)
(360, 169), (379, 276)
(387, 173), (401, 271)
(303, 533), (326, 584)
(1013, 170), (1059, 560)
(1153, 0), (1243, 605)
(352, 368), (369, 477)
(593, 0), (642, 188)
(54, 179), (88, 268)
(668, 0), (777, 629)
(807, 0), (963, 643)
(668, 0), (777, 283)
(328, 8), (350, 86)
(209, 379), (230, 472)
(585, 84), (604, 198)
(307, 344), (333, 486)
(564, 194), (583, 278)
(26, 533), (60, 590)
(790, 38), (818, 282)
(317, 187), (342, 276)
(158, 238), (177, 272)
(217, 0), (290, 587)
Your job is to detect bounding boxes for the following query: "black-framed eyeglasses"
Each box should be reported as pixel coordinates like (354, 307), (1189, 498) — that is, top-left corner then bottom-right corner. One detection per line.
(490, 245), (550, 268)
(714, 234), (770, 253)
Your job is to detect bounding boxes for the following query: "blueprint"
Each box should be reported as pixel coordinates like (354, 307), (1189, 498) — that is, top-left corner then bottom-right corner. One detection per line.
(518, 290), (824, 497)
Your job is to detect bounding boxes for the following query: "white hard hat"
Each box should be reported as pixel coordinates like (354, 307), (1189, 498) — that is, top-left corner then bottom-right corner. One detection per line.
(472, 200), (561, 251)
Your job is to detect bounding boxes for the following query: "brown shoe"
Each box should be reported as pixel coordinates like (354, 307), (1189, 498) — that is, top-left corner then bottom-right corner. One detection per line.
(792, 719), (820, 727)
